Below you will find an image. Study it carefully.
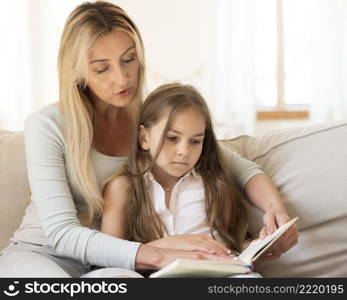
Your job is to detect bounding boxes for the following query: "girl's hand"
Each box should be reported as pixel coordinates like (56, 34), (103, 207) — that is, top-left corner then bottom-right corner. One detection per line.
(259, 210), (299, 260)
(146, 234), (232, 256)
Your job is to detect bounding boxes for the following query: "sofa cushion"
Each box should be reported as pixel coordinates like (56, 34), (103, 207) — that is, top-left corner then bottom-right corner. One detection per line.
(0, 131), (30, 251)
(222, 122), (347, 277)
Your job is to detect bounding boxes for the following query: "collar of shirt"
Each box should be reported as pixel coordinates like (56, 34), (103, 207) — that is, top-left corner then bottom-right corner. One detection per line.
(143, 168), (206, 235)
(144, 168), (200, 189)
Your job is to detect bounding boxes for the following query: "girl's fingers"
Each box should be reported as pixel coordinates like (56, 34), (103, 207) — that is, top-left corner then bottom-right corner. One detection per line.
(194, 244), (226, 256)
(199, 241), (229, 256)
(199, 252), (230, 261)
(170, 235), (232, 256)
(204, 236), (232, 255)
(190, 236), (231, 256)
(259, 227), (268, 239)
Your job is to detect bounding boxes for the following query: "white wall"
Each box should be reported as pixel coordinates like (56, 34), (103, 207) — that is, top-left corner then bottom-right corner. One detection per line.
(114, 0), (218, 101)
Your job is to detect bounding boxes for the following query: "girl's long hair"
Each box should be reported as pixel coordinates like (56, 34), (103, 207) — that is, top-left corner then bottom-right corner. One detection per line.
(107, 83), (249, 253)
(58, 1), (145, 224)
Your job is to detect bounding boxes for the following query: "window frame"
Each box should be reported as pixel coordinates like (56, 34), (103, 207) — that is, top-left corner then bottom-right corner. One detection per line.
(256, 0), (310, 120)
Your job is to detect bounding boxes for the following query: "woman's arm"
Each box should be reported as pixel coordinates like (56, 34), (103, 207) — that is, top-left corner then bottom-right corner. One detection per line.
(244, 173), (289, 229)
(218, 143), (299, 257)
(244, 173), (299, 257)
(218, 143), (264, 189)
(24, 110), (140, 270)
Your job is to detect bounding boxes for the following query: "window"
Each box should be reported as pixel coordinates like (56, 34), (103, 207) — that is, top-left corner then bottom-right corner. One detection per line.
(255, 0), (313, 119)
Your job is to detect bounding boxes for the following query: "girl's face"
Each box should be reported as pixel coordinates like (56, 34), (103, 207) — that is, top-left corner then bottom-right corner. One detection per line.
(140, 108), (206, 184)
(87, 29), (140, 109)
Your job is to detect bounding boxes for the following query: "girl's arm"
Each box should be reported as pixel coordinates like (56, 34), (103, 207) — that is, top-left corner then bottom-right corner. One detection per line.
(101, 175), (130, 238)
(102, 177), (231, 256)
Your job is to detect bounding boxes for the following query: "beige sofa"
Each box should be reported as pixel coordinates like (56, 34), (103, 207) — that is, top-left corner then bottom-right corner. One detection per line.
(1, 122), (347, 277)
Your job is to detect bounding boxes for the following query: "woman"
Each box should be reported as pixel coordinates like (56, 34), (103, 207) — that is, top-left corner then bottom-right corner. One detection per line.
(0, 1), (297, 277)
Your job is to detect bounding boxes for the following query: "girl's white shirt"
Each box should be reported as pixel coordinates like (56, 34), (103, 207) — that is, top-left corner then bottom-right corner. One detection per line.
(145, 170), (225, 243)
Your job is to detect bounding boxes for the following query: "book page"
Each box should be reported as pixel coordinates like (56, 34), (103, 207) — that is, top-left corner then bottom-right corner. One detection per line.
(238, 217), (298, 264)
(149, 258), (252, 278)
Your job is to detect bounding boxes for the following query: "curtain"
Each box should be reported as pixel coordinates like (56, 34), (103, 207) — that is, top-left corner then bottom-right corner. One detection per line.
(209, 0), (257, 138)
(310, 0), (347, 122)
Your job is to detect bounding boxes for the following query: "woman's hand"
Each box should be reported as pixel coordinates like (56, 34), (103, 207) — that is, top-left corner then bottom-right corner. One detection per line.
(259, 210), (299, 261)
(243, 173), (299, 259)
(135, 244), (237, 270)
(146, 234), (232, 256)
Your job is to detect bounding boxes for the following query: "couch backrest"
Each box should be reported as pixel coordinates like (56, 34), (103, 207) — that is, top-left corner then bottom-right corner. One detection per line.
(0, 131), (30, 251)
(222, 122), (347, 277)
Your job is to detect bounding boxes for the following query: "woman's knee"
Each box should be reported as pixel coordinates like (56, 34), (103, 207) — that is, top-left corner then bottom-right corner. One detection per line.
(0, 251), (71, 278)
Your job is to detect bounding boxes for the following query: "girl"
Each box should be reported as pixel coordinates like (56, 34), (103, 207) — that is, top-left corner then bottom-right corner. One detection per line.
(102, 83), (297, 271)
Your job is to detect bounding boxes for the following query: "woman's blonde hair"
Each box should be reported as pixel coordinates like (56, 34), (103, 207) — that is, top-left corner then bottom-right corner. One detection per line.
(108, 83), (250, 253)
(58, 1), (145, 224)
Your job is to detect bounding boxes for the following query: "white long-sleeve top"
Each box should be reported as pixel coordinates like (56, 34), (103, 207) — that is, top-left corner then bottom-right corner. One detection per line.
(12, 104), (263, 270)
(145, 170), (226, 242)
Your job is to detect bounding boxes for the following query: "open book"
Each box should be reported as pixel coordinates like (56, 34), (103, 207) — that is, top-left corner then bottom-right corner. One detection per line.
(149, 217), (298, 278)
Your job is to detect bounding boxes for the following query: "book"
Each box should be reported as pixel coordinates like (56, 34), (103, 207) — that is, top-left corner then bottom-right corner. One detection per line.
(149, 257), (251, 278)
(238, 216), (298, 264)
(149, 217), (298, 278)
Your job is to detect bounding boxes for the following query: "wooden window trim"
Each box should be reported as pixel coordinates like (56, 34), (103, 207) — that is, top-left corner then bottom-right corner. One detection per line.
(256, 0), (310, 121)
(257, 109), (309, 120)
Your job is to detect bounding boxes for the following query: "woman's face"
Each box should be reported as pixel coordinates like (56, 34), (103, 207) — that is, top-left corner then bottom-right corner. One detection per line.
(87, 29), (140, 108)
